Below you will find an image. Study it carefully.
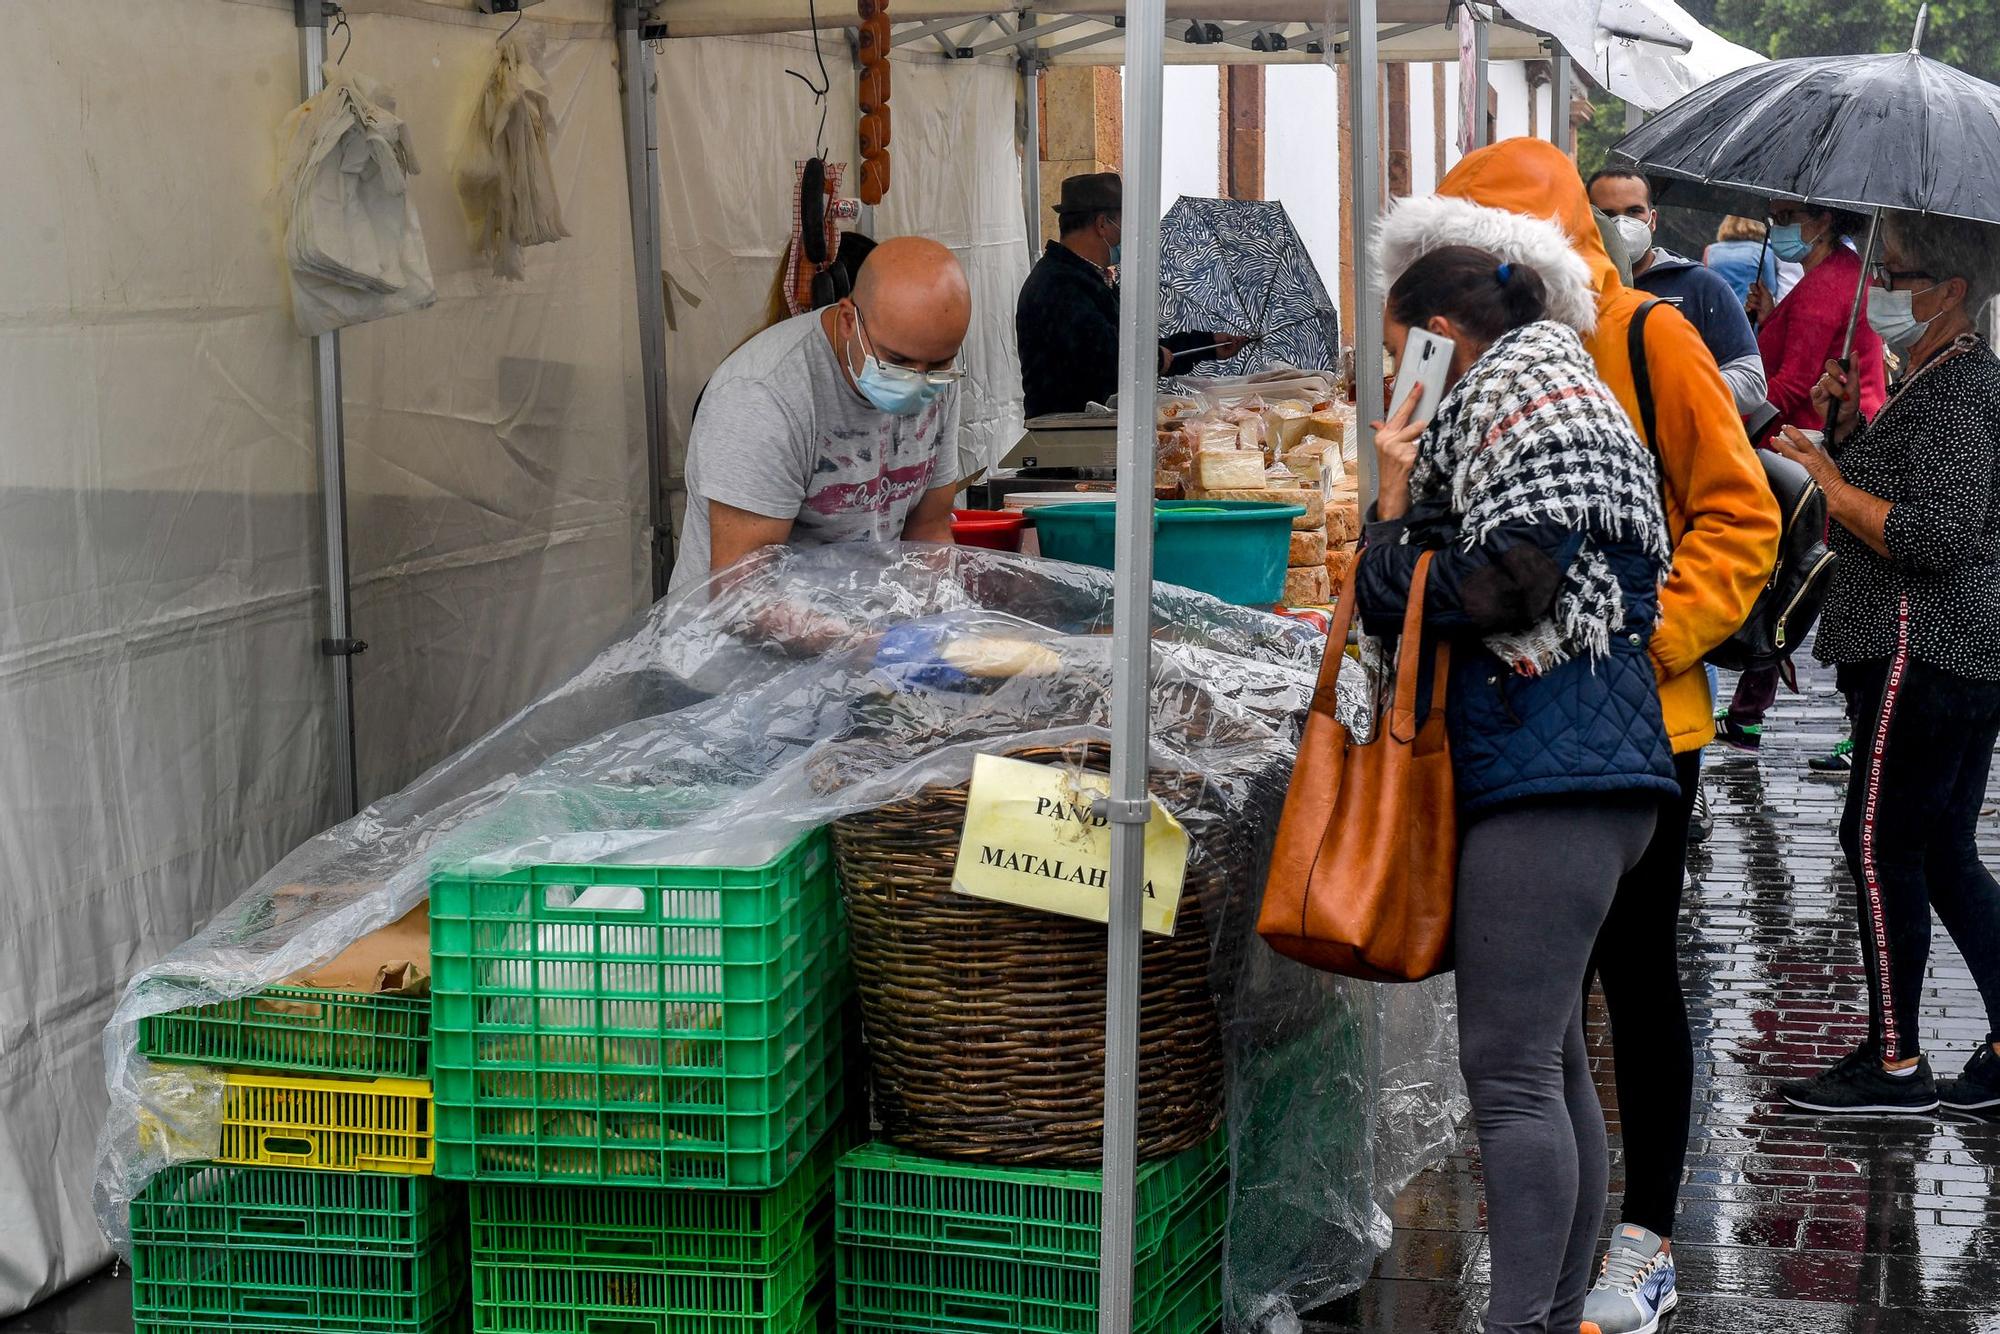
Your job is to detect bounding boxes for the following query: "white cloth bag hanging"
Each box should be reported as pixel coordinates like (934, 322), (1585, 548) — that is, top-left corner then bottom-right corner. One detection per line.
(456, 35), (570, 280)
(278, 64), (438, 336)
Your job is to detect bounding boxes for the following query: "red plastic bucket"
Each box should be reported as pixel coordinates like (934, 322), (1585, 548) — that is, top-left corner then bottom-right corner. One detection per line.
(950, 509), (1027, 552)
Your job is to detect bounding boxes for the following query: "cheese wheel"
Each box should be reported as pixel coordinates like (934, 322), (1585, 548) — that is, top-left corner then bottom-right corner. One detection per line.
(1325, 499), (1362, 545)
(1289, 530), (1328, 566)
(1324, 547), (1356, 589)
(1197, 450), (1266, 491)
(1190, 485), (1323, 529)
(1282, 564), (1332, 607)
(1303, 410), (1346, 445)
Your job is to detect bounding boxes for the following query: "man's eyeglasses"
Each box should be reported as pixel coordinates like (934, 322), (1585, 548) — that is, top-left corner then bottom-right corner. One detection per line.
(857, 307), (965, 386)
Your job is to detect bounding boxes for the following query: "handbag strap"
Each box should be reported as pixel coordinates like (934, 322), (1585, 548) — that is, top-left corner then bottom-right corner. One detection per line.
(1308, 550), (1365, 713)
(1388, 551), (1446, 742)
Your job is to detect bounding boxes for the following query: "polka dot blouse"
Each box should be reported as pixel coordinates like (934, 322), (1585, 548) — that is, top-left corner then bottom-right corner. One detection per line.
(1815, 336), (2000, 679)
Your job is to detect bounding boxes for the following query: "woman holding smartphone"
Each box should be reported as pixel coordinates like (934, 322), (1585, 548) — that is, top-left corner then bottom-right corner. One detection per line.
(1355, 244), (1679, 1334)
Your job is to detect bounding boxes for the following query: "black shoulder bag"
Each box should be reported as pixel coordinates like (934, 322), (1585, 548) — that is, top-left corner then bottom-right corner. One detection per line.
(1628, 300), (1836, 685)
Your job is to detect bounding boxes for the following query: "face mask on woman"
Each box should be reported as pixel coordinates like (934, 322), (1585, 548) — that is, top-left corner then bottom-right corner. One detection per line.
(1768, 222), (1815, 263)
(1867, 284), (1942, 351)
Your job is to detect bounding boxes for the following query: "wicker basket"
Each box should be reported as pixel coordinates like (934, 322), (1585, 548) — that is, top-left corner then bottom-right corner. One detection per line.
(831, 742), (1232, 1166)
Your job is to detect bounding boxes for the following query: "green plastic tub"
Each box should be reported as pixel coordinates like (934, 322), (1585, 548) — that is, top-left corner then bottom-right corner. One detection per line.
(1025, 499), (1306, 606)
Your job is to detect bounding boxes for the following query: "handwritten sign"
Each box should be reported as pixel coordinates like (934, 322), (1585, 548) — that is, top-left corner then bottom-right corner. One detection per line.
(951, 753), (1190, 935)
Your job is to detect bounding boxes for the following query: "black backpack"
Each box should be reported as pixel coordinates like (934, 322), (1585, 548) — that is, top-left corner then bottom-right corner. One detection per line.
(1628, 300), (1836, 683)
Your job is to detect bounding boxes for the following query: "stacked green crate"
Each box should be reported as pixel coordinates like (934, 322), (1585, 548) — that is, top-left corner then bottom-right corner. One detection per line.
(130, 1163), (464, 1334)
(139, 986), (430, 1080)
(834, 1131), (1227, 1334)
(467, 1125), (850, 1334)
(434, 829), (854, 1333)
(429, 829), (851, 1190)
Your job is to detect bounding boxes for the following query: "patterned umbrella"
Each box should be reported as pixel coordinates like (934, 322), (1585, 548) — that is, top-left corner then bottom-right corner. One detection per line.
(1157, 196), (1340, 377)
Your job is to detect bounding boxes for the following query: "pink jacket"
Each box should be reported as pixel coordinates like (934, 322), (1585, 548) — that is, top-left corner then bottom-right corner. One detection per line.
(1758, 247), (1888, 434)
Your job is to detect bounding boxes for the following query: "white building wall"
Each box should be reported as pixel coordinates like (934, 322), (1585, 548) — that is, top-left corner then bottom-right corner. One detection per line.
(1159, 66), (1222, 208)
(1263, 63), (1342, 312)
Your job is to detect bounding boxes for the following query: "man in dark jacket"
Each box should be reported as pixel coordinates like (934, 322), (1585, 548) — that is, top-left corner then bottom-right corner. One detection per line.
(1014, 172), (1245, 417)
(1589, 168), (1767, 415)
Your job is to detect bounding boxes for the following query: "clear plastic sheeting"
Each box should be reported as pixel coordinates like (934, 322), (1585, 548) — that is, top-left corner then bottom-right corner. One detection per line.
(94, 545), (1461, 1319)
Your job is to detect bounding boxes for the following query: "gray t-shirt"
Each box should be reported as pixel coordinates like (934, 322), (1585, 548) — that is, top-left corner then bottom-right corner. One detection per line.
(671, 312), (961, 598)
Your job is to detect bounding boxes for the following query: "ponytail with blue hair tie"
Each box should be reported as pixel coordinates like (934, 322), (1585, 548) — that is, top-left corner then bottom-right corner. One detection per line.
(1496, 261), (1514, 286)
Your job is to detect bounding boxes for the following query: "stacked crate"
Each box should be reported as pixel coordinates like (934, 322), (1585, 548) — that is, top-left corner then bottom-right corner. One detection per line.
(833, 1131), (1228, 1334)
(134, 942), (459, 1334)
(428, 828), (853, 1334)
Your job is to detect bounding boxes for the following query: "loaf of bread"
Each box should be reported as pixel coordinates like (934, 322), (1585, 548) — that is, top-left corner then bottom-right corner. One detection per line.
(1282, 564), (1332, 606)
(1289, 529), (1328, 566)
(1197, 450), (1267, 491)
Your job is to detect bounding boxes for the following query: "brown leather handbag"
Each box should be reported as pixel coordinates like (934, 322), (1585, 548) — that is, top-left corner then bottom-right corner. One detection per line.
(1258, 550), (1457, 982)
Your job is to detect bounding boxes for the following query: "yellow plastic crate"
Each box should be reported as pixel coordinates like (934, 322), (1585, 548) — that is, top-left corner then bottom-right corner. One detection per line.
(217, 1072), (435, 1176)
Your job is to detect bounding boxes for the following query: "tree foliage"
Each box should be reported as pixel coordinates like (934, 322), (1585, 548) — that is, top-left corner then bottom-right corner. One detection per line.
(1708, 0), (2000, 85)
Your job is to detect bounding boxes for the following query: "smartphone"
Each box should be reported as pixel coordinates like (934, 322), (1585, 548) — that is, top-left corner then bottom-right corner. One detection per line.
(1386, 327), (1454, 429)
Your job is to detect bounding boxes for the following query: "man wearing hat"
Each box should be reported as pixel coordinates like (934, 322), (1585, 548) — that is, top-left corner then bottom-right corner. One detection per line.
(1015, 171), (1247, 417)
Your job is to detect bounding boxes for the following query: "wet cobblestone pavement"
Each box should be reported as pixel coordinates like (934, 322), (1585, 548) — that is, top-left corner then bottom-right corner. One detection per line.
(1308, 664), (2000, 1334)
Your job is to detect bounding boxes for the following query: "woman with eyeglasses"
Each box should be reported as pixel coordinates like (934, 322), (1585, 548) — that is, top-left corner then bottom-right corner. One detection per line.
(1767, 210), (2000, 1118)
(1715, 201), (1892, 760)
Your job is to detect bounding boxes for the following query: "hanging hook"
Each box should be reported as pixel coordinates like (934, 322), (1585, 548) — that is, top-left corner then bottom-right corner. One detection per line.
(328, 4), (353, 64)
(498, 5), (525, 45)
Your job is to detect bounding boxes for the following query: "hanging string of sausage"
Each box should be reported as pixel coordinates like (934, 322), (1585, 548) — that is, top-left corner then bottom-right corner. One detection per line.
(857, 0), (891, 204)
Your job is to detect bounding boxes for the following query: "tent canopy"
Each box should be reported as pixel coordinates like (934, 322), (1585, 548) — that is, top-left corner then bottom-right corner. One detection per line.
(649, 0), (1557, 61)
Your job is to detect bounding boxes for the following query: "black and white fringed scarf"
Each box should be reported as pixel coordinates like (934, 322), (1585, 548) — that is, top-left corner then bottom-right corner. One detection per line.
(1409, 319), (1671, 676)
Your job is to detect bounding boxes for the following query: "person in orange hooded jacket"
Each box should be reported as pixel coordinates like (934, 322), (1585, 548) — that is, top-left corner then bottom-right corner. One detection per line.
(1379, 139), (1780, 1334)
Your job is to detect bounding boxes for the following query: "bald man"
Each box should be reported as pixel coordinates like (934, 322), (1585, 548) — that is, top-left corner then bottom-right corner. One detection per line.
(670, 236), (972, 598)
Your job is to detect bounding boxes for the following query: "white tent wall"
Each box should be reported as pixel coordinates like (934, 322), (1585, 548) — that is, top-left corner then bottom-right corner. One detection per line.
(653, 33), (1028, 505)
(0, 0), (649, 1311)
(330, 4), (650, 799)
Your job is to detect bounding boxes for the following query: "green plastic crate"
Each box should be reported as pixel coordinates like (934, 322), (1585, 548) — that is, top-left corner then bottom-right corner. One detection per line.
(835, 1257), (1217, 1334)
(431, 832), (852, 1189)
(131, 1162), (459, 1257)
(834, 1129), (1225, 1268)
(436, 994), (850, 1188)
(469, 1122), (850, 1272)
(835, 1199), (1221, 1334)
(130, 1162), (465, 1332)
(470, 1210), (830, 1334)
(138, 986), (430, 1080)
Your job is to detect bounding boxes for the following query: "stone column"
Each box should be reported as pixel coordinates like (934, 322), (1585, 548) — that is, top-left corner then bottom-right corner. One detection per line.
(1039, 66), (1125, 219)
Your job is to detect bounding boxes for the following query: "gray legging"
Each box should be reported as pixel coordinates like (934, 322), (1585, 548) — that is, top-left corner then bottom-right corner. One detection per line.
(1456, 800), (1657, 1334)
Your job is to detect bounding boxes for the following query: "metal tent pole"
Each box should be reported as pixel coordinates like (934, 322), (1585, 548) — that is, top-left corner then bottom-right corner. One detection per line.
(1350, 0), (1383, 510)
(618, 1), (674, 599)
(1021, 46), (1044, 257)
(296, 0), (361, 820)
(1550, 48), (1571, 153)
(1099, 0), (1166, 1323)
(1470, 6), (1489, 149)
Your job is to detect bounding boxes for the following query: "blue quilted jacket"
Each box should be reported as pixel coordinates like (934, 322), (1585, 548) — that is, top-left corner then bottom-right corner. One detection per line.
(1356, 508), (1679, 816)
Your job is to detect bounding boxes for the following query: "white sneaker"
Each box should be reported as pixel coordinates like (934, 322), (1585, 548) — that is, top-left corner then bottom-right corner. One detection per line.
(1580, 1224), (1677, 1334)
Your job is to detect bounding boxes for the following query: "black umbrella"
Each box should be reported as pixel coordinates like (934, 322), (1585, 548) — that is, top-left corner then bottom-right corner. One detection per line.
(1608, 12), (2000, 226)
(1608, 7), (1998, 428)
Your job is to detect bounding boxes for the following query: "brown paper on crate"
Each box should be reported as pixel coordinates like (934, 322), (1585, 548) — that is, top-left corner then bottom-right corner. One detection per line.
(282, 901), (432, 996)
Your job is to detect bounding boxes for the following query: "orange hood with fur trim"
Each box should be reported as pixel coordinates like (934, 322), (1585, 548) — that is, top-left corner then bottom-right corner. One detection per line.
(1427, 139), (1782, 754)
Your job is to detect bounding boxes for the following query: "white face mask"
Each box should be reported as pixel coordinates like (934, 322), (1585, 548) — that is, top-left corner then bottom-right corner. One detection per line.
(1610, 215), (1654, 268)
(1867, 285), (1945, 351)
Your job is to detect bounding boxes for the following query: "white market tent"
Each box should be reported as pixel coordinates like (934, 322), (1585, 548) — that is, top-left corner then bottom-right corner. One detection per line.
(0, 0), (1752, 1318)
